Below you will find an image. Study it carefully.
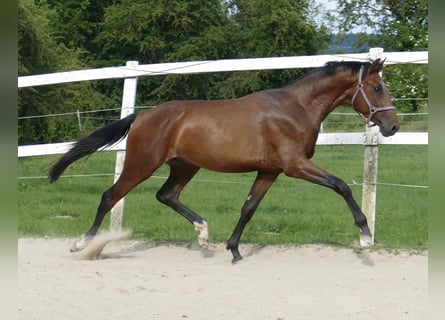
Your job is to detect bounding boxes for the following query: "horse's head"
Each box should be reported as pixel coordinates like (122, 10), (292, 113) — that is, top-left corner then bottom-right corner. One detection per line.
(351, 59), (399, 137)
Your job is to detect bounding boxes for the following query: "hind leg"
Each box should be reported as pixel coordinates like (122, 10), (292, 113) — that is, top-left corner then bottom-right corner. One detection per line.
(156, 159), (209, 246)
(71, 159), (162, 252)
(71, 176), (152, 252)
(70, 185), (116, 252)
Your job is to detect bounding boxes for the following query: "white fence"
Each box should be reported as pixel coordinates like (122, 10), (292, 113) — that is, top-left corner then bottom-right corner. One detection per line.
(18, 49), (428, 244)
(16, 131), (428, 158)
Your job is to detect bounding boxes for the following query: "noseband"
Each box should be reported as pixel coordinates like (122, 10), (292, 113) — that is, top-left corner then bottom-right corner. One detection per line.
(351, 65), (396, 126)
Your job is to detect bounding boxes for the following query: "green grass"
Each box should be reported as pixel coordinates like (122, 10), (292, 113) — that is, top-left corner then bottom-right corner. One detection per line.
(18, 145), (427, 250)
(321, 106), (428, 133)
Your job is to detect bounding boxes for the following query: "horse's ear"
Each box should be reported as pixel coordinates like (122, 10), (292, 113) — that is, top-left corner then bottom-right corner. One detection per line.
(368, 58), (385, 75)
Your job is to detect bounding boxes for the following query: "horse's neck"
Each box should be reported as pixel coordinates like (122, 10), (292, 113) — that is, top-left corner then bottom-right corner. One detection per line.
(290, 71), (355, 124)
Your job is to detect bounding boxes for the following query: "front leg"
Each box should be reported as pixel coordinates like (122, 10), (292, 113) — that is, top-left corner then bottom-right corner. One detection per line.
(283, 158), (372, 243)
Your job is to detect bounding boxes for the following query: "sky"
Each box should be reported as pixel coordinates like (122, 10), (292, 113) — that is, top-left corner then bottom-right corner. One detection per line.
(311, 0), (372, 33)
(313, 0), (337, 14)
(311, 0), (337, 21)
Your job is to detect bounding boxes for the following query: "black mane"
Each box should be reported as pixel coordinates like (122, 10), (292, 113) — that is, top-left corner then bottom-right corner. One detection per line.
(321, 61), (370, 75)
(284, 61), (371, 88)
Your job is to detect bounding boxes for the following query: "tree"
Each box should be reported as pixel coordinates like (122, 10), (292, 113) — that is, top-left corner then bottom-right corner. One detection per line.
(92, 0), (234, 104)
(333, 0), (427, 50)
(45, 0), (115, 63)
(18, 0), (112, 144)
(227, 0), (327, 57)
(94, 0), (229, 65)
(18, 0), (331, 143)
(18, 0), (79, 75)
(211, 0), (330, 98)
(330, 0), (428, 113)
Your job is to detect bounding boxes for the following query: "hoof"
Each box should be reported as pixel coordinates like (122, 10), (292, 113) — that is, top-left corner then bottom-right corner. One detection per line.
(194, 221), (209, 247)
(228, 247), (243, 264)
(231, 255), (243, 264)
(70, 235), (91, 252)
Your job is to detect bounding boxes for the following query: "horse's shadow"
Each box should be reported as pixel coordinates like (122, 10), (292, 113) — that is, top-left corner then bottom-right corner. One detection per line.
(92, 240), (269, 262)
(75, 239), (375, 268)
(354, 249), (375, 267)
(94, 240), (218, 260)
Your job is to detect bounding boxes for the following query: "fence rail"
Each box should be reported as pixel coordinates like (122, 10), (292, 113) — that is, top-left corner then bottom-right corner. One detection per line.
(18, 51), (427, 88)
(17, 131), (427, 158)
(18, 48), (428, 245)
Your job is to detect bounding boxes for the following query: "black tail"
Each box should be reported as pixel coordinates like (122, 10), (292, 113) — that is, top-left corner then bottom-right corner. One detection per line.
(48, 113), (137, 183)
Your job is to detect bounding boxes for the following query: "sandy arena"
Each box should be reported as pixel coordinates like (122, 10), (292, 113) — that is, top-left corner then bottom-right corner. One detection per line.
(18, 237), (427, 320)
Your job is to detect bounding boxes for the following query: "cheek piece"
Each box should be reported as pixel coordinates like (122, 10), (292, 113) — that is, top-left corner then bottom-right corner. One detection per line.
(351, 65), (396, 126)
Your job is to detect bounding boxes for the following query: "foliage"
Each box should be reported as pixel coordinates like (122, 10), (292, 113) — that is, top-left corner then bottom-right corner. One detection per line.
(18, 0), (113, 144)
(333, 0), (427, 50)
(92, 0), (235, 104)
(18, 0), (330, 142)
(206, 0), (329, 99)
(226, 0), (328, 57)
(18, 0), (427, 143)
(328, 0), (428, 113)
(18, 0), (80, 75)
(92, 0), (329, 103)
(94, 0), (227, 64)
(45, 0), (114, 62)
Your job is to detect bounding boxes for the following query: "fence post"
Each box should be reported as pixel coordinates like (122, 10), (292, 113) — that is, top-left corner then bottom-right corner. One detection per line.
(110, 61), (139, 231)
(361, 125), (380, 246)
(360, 48), (383, 246)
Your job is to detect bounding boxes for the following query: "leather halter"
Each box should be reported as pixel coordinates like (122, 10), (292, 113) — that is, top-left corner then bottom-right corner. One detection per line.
(351, 65), (396, 126)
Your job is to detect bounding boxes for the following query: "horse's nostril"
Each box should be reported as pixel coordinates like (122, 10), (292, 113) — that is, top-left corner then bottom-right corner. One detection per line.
(391, 123), (400, 135)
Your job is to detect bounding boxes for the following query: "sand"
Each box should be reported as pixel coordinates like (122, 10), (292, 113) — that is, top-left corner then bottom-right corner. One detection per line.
(18, 237), (427, 320)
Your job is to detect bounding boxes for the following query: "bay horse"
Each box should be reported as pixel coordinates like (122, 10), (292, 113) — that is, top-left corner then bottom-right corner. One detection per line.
(49, 59), (399, 262)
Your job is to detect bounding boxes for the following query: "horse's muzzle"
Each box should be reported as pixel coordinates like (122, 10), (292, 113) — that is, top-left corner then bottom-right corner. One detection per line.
(380, 122), (400, 137)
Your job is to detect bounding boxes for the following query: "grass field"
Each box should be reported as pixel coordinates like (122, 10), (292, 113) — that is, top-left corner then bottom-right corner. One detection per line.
(18, 145), (427, 250)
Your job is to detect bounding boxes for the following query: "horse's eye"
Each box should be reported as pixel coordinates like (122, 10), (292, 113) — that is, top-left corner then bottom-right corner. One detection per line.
(374, 85), (382, 92)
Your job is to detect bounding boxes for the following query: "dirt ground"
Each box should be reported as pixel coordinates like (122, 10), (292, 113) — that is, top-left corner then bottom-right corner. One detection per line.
(18, 237), (427, 320)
